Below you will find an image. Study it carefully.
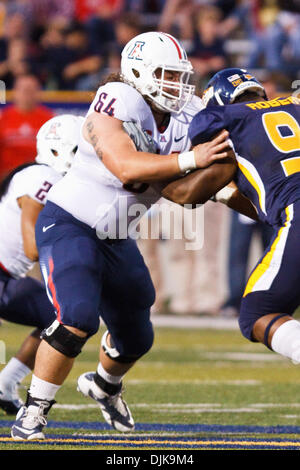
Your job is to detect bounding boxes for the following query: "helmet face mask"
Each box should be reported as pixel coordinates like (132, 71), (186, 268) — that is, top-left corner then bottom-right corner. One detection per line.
(202, 68), (267, 108)
(151, 66), (195, 113)
(121, 32), (195, 114)
(35, 115), (83, 175)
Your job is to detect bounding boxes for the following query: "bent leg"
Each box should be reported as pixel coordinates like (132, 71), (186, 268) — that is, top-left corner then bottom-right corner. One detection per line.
(239, 203), (300, 355)
(100, 238), (155, 365)
(15, 328), (41, 370)
(0, 275), (56, 329)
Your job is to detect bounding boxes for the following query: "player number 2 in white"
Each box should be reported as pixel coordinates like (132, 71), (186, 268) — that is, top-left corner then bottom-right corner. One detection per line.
(262, 110), (300, 177)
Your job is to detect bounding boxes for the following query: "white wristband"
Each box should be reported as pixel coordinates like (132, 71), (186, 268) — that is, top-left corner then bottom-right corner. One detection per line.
(177, 151), (196, 174)
(214, 186), (236, 204)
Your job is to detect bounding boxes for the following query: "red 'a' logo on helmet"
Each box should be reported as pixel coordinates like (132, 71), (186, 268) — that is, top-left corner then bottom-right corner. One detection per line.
(127, 41), (145, 60)
(46, 123), (61, 140)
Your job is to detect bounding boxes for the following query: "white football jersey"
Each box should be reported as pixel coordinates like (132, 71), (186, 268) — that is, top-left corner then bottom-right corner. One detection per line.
(48, 82), (204, 238)
(0, 164), (61, 278)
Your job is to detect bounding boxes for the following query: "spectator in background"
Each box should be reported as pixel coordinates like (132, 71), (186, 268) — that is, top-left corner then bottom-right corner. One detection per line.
(41, 22), (103, 90)
(214, 0), (237, 18)
(83, 2), (124, 62)
(29, 0), (74, 29)
(0, 74), (53, 180)
(74, 0), (124, 23)
(38, 19), (71, 89)
(126, 0), (165, 15)
(158, 0), (196, 42)
(105, 12), (142, 74)
(62, 22), (103, 90)
(77, 0), (127, 64)
(263, 10), (300, 79)
(0, 38), (30, 89)
(219, 0), (283, 73)
(188, 5), (228, 89)
(0, 11), (39, 88)
(0, 0), (33, 26)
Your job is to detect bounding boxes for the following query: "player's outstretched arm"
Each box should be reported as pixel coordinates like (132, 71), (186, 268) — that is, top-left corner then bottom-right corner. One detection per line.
(161, 152), (237, 205)
(220, 183), (259, 221)
(161, 160), (259, 221)
(18, 195), (44, 261)
(83, 113), (230, 184)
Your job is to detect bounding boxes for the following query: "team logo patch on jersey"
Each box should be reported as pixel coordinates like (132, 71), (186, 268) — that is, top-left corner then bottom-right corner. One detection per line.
(160, 135), (167, 142)
(127, 41), (145, 60)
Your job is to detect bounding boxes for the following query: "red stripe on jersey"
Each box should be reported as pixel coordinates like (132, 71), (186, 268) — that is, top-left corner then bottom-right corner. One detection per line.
(0, 262), (11, 276)
(162, 33), (182, 59)
(48, 257), (62, 323)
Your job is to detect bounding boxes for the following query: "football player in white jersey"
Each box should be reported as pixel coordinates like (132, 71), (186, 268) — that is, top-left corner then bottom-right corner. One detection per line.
(11, 32), (234, 441)
(0, 114), (82, 414)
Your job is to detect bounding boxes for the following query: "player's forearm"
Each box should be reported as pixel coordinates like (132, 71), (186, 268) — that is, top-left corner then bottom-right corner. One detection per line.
(106, 151), (182, 184)
(225, 190), (259, 221)
(22, 222), (39, 261)
(161, 158), (236, 205)
(105, 134), (230, 185)
(19, 196), (43, 261)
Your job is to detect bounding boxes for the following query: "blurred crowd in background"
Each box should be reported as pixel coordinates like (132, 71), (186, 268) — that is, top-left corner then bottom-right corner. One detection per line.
(0, 0), (298, 318)
(0, 0), (299, 92)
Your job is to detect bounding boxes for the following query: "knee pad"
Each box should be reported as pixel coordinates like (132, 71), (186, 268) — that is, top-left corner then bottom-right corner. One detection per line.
(41, 320), (88, 358)
(101, 330), (152, 364)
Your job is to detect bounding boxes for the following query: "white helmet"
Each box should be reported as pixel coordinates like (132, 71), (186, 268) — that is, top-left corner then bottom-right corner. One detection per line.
(36, 114), (84, 174)
(121, 31), (195, 114)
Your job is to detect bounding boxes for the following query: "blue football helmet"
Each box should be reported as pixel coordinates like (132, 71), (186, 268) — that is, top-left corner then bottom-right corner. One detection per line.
(202, 68), (267, 107)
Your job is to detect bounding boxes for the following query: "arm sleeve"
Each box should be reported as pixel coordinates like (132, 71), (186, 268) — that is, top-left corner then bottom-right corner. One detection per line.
(14, 166), (61, 204)
(188, 108), (225, 145)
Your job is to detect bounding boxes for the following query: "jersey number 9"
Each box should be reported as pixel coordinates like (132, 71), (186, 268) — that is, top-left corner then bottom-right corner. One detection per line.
(262, 111), (300, 177)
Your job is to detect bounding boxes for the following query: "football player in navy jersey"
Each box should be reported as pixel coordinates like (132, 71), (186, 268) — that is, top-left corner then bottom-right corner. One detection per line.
(162, 68), (300, 367)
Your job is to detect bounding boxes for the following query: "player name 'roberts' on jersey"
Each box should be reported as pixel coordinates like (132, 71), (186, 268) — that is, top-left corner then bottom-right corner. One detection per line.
(189, 96), (300, 227)
(46, 82), (203, 239)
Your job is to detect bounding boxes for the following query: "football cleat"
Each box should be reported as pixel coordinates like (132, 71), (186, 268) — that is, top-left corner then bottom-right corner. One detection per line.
(77, 372), (135, 432)
(0, 383), (24, 415)
(11, 396), (55, 441)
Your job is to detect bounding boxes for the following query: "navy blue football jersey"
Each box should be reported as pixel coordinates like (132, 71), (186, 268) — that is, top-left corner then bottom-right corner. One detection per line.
(189, 96), (300, 226)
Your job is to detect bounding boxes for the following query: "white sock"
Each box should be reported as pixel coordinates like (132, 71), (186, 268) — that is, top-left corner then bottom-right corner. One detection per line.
(29, 374), (61, 401)
(0, 357), (31, 391)
(97, 362), (124, 385)
(271, 320), (300, 364)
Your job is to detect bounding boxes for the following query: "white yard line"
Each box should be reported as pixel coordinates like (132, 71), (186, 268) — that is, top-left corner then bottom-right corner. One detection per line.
(53, 402), (300, 413)
(202, 352), (285, 361)
(151, 315), (239, 329)
(127, 379), (261, 385)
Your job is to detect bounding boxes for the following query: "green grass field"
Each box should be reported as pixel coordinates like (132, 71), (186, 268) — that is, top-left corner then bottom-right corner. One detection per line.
(1, 319), (300, 450)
